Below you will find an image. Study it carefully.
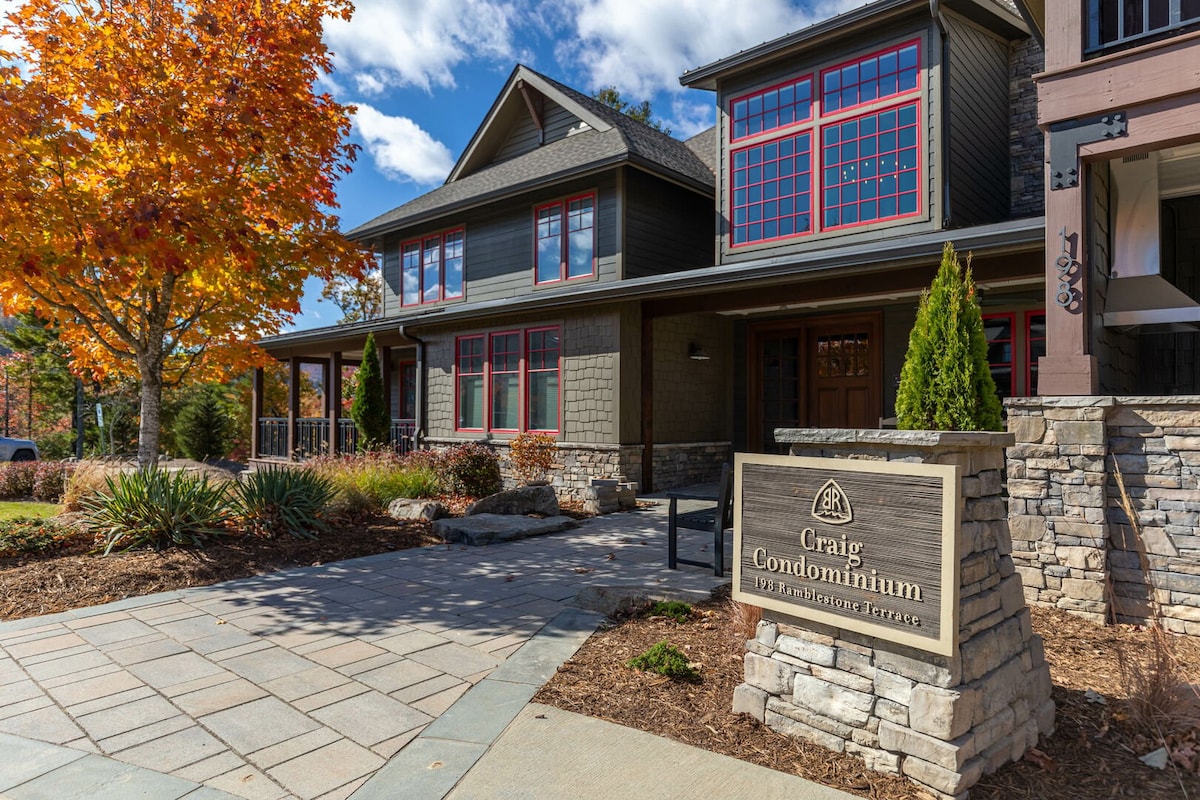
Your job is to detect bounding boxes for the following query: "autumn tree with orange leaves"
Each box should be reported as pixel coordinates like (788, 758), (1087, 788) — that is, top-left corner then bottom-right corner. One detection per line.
(0, 0), (369, 464)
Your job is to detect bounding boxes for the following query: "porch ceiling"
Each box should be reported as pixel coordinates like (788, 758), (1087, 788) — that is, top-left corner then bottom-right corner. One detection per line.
(259, 324), (416, 360)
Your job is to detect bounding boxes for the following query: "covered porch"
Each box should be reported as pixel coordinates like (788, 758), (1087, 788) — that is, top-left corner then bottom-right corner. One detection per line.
(252, 320), (420, 461)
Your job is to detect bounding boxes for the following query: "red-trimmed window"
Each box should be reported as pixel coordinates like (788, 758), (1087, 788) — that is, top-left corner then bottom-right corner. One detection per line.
(526, 327), (560, 432)
(456, 336), (485, 431)
(821, 103), (920, 230)
(983, 310), (1046, 398)
(490, 332), (520, 432)
(728, 38), (923, 247)
(535, 195), (595, 284)
(731, 76), (813, 141)
(402, 228), (464, 306)
(983, 313), (1016, 399)
(821, 41), (919, 115)
(1026, 311), (1046, 397)
(731, 132), (813, 246)
(453, 326), (561, 434)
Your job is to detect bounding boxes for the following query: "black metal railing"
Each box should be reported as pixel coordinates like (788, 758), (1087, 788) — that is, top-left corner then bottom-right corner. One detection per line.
(256, 417), (417, 459)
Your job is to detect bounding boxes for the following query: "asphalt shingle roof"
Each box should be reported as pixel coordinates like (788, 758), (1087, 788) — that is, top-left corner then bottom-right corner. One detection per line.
(347, 65), (714, 240)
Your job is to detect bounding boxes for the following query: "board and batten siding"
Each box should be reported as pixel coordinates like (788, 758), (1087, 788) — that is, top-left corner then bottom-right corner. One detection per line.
(714, 16), (943, 266)
(379, 173), (619, 314)
(622, 168), (716, 279)
(945, 11), (1014, 227)
(492, 101), (592, 164)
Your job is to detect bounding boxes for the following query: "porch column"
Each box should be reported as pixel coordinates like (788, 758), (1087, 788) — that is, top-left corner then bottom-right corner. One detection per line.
(1038, 176), (1098, 395)
(330, 352), (343, 454)
(251, 366), (264, 459)
(380, 346), (393, 421)
(288, 357), (300, 459)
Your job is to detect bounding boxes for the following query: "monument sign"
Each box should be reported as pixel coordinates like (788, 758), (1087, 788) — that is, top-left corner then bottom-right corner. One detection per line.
(733, 453), (961, 656)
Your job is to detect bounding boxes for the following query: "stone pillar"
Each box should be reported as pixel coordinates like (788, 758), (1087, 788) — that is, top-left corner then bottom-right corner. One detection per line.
(735, 430), (1054, 800)
(1006, 397), (1111, 624)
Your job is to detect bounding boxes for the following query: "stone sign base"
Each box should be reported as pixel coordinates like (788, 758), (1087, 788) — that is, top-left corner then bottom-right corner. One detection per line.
(733, 430), (1055, 800)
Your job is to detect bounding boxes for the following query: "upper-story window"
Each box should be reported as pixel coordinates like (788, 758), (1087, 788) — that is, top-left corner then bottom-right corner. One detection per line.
(535, 195), (595, 284)
(729, 40), (922, 247)
(1088, 0), (1200, 53)
(402, 228), (464, 306)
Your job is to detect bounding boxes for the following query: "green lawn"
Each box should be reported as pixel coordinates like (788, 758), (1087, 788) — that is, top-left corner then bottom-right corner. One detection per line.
(0, 501), (61, 521)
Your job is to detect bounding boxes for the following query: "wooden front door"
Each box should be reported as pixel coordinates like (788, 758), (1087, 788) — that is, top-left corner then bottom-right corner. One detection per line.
(749, 313), (882, 451)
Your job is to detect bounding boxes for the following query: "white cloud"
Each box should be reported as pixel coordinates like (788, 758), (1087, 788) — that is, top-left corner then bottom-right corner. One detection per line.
(667, 98), (715, 139)
(353, 104), (455, 185)
(325, 0), (520, 94)
(555, 0), (869, 98)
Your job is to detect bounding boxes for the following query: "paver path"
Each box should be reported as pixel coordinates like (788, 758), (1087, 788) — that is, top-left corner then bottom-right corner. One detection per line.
(0, 506), (729, 800)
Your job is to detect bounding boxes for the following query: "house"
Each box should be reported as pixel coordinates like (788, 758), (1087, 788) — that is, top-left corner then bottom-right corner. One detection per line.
(253, 0), (1044, 496)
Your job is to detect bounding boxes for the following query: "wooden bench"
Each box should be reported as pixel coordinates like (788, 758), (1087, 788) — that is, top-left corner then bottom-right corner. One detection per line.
(667, 463), (733, 577)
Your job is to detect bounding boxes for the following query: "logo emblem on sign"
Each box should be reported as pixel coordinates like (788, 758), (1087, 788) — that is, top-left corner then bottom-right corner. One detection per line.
(811, 479), (853, 525)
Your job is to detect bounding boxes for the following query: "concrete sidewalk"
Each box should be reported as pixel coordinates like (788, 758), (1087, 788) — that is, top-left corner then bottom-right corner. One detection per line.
(0, 503), (855, 800)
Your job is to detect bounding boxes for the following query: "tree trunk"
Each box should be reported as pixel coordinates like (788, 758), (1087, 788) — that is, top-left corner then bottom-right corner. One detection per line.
(137, 351), (164, 466)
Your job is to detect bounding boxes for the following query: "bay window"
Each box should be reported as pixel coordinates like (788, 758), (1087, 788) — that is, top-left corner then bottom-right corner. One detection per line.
(455, 326), (561, 433)
(729, 39), (922, 248)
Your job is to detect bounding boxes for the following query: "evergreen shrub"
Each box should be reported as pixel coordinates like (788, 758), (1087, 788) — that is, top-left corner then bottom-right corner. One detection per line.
(173, 385), (233, 461)
(350, 332), (390, 450)
(895, 242), (1003, 432)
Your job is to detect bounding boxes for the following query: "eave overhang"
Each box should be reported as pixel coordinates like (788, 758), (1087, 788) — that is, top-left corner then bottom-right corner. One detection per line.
(389, 217), (1045, 331)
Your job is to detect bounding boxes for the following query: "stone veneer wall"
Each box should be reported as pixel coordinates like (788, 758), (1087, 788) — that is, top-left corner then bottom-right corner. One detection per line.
(1007, 397), (1200, 634)
(735, 430), (1053, 800)
(651, 441), (731, 492)
(424, 438), (642, 501)
(1008, 35), (1044, 218)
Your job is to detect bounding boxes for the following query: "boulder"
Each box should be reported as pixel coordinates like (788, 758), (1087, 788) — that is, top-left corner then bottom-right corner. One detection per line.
(434, 513), (577, 545)
(465, 485), (559, 516)
(387, 498), (448, 521)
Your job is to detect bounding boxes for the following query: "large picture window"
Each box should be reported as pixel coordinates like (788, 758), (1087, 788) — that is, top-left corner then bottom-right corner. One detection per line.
(728, 39), (922, 247)
(455, 326), (561, 433)
(402, 228), (464, 306)
(535, 195), (595, 284)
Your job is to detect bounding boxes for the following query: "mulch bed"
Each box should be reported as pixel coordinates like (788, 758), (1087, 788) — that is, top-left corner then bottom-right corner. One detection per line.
(534, 591), (1200, 800)
(0, 514), (442, 620)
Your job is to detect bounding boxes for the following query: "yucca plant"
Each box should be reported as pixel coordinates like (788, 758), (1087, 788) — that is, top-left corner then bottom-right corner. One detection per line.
(84, 467), (231, 554)
(232, 467), (336, 539)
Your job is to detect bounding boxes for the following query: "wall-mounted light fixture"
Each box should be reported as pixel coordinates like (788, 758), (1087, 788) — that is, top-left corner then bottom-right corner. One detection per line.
(688, 342), (711, 361)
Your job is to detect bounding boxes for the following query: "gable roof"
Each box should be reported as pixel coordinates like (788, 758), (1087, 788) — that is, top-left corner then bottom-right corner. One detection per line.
(347, 65), (715, 242)
(680, 0), (1028, 90)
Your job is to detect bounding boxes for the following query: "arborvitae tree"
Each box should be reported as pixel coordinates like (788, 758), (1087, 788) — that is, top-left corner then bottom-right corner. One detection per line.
(350, 332), (390, 450)
(895, 243), (1003, 431)
(173, 385), (233, 461)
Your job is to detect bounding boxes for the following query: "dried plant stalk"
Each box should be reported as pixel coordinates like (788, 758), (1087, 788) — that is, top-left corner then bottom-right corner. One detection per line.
(729, 599), (762, 649)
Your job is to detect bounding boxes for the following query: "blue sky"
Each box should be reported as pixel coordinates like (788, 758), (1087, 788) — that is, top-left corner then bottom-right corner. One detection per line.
(289, 0), (866, 329)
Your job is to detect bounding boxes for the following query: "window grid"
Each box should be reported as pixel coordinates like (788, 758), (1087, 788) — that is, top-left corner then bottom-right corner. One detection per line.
(455, 335), (485, 431)
(526, 327), (561, 433)
(821, 102), (920, 230)
(983, 313), (1016, 399)
(1088, 0), (1200, 52)
(535, 195), (595, 285)
(727, 39), (923, 248)
(489, 332), (520, 432)
(731, 76), (813, 141)
(822, 41), (920, 115)
(402, 228), (465, 307)
(731, 133), (813, 246)
(453, 327), (561, 434)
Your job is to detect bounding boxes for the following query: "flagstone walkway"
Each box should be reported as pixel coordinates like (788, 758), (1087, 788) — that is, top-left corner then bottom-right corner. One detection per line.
(0, 505), (731, 800)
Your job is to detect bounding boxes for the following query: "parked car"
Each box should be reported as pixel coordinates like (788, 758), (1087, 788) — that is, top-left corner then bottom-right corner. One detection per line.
(0, 437), (38, 462)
